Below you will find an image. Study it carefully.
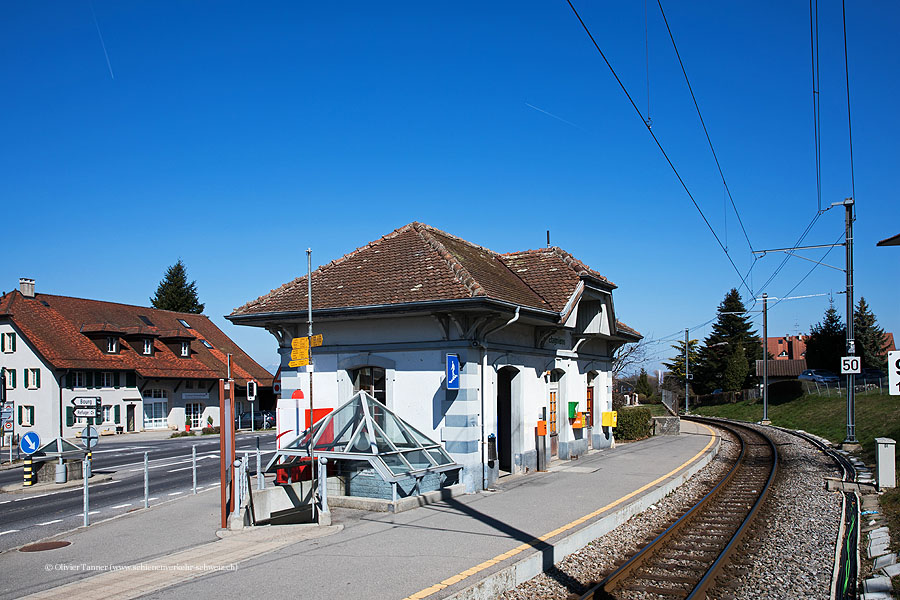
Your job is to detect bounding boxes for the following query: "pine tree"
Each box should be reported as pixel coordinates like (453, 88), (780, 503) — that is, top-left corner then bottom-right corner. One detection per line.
(634, 368), (653, 398)
(854, 297), (888, 371)
(693, 289), (762, 393)
(722, 342), (749, 392)
(150, 260), (205, 314)
(662, 338), (700, 388)
(805, 301), (845, 371)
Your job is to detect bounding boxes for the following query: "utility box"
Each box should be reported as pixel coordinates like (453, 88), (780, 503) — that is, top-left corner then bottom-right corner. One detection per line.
(875, 438), (896, 489)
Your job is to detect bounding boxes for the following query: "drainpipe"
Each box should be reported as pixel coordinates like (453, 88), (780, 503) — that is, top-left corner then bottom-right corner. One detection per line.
(478, 307), (520, 490)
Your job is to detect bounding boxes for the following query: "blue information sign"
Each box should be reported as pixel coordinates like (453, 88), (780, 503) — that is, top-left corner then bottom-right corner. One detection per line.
(446, 354), (460, 390)
(20, 431), (41, 455)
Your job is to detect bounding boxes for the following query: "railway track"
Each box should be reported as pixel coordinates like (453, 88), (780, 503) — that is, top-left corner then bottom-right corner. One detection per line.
(579, 419), (778, 600)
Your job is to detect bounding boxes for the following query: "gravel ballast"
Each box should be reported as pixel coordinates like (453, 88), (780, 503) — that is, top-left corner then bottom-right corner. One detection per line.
(500, 423), (843, 600)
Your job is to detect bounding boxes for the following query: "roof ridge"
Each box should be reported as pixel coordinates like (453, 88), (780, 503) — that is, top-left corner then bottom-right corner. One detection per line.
(35, 293), (211, 318)
(413, 223), (486, 297)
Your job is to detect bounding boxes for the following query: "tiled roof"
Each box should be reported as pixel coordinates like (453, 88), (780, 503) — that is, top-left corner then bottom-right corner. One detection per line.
(231, 223), (637, 338)
(755, 359), (808, 377)
(0, 291), (271, 386)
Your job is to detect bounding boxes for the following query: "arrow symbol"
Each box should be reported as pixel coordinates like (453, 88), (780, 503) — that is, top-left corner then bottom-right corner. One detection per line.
(24, 438), (35, 451)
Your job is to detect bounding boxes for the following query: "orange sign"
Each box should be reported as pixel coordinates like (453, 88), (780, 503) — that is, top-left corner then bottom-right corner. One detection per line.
(536, 420), (547, 436)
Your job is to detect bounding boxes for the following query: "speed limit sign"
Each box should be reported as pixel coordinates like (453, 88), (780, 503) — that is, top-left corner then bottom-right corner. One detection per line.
(889, 351), (900, 396)
(840, 356), (861, 374)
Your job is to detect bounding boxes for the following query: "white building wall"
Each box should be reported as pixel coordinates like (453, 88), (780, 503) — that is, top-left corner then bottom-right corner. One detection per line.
(0, 323), (59, 444)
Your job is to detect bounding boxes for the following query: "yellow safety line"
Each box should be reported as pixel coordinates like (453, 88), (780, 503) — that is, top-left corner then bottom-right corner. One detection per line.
(402, 422), (717, 600)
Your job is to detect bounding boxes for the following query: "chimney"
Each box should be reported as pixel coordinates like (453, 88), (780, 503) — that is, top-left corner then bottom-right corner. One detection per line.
(19, 278), (35, 298)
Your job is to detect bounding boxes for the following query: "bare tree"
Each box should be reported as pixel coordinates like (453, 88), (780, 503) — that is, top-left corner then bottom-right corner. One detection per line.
(611, 340), (648, 380)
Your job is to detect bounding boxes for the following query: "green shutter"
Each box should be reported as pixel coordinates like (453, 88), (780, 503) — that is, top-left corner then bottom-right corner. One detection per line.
(1, 333), (4, 352)
(18, 405), (23, 425)
(35, 369), (40, 389)
(115, 405), (121, 424)
(9, 369), (14, 389)
(88, 371), (95, 389)
(114, 372), (121, 388)
(10, 334), (15, 352)
(126, 372), (136, 388)
(66, 406), (75, 427)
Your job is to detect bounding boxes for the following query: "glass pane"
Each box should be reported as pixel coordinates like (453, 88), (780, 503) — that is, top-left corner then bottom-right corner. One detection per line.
(428, 448), (454, 466)
(382, 453), (412, 475)
(401, 449), (433, 470)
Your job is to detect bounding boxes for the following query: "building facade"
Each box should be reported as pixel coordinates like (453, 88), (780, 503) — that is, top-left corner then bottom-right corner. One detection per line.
(229, 223), (640, 492)
(0, 279), (272, 443)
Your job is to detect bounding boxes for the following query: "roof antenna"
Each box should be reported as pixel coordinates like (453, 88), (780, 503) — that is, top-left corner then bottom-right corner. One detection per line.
(546, 230), (551, 248)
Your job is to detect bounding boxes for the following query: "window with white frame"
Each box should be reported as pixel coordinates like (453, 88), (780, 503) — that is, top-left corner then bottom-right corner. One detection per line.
(25, 368), (40, 389)
(19, 405), (34, 427)
(106, 336), (118, 353)
(100, 372), (115, 388)
(70, 371), (86, 388)
(177, 319), (192, 329)
(102, 405), (112, 423)
(186, 403), (203, 428)
(2, 367), (15, 389)
(143, 339), (153, 355)
(181, 341), (190, 357)
(142, 388), (168, 429)
(1, 332), (15, 353)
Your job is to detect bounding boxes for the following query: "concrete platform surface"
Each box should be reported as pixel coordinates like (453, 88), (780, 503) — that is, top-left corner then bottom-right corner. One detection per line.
(1, 421), (717, 600)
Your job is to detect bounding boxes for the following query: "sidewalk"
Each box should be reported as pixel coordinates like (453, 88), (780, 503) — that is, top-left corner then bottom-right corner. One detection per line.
(2, 421), (718, 600)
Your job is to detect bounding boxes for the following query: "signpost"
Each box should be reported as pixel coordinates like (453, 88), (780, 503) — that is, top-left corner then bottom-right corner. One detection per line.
(840, 356), (862, 375)
(80, 426), (98, 526)
(889, 351), (900, 396)
(72, 397), (101, 420)
(20, 431), (40, 455)
(446, 354), (460, 391)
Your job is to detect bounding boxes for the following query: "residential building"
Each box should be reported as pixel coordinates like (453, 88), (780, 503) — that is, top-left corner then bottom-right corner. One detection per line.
(765, 335), (807, 361)
(0, 279), (272, 443)
(228, 222), (640, 492)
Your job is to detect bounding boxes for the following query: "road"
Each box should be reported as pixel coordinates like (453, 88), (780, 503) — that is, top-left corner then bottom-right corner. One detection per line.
(0, 431), (276, 552)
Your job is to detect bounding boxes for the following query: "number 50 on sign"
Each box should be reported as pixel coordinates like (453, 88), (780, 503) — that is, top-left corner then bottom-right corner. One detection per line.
(840, 356), (861, 374)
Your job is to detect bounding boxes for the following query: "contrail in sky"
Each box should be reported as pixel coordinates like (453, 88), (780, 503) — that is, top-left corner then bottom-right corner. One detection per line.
(524, 102), (585, 130)
(89, 1), (115, 80)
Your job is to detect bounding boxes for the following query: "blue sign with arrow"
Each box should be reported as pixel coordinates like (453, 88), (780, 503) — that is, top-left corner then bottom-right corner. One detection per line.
(446, 354), (460, 390)
(20, 431), (41, 455)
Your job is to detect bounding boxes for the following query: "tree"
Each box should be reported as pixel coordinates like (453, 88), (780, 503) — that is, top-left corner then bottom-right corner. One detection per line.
(722, 342), (749, 392)
(805, 301), (845, 371)
(854, 297), (888, 371)
(634, 368), (653, 398)
(693, 289), (762, 394)
(611, 339), (648, 380)
(150, 260), (205, 314)
(662, 338), (699, 389)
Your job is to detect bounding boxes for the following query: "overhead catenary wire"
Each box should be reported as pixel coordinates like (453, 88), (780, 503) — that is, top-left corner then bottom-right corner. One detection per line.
(810, 0), (822, 212)
(841, 0), (856, 200)
(564, 0), (754, 297)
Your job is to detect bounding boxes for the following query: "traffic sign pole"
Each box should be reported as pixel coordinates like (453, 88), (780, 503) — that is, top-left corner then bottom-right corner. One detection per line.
(83, 453), (90, 526)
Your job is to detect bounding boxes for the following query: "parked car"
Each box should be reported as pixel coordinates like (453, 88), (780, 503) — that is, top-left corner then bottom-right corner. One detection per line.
(234, 411), (275, 429)
(798, 369), (840, 383)
(858, 368), (886, 384)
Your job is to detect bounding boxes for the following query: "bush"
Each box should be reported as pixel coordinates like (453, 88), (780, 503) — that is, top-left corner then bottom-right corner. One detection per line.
(201, 426), (220, 435)
(612, 391), (627, 411)
(616, 406), (653, 440)
(170, 431), (196, 438)
(768, 380), (804, 405)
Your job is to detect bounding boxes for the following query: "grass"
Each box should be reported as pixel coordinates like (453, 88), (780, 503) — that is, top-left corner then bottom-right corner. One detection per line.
(691, 389), (900, 573)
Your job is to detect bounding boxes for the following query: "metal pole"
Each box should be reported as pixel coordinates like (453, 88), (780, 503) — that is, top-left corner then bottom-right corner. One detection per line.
(256, 444), (263, 490)
(83, 454), (90, 526)
(844, 197), (857, 444)
(684, 328), (690, 414)
(762, 293), (769, 423)
(143, 451), (149, 508)
(192, 445), (197, 494)
(307, 248), (316, 519)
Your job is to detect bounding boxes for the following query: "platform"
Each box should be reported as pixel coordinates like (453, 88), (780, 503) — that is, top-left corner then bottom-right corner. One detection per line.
(4, 420), (718, 600)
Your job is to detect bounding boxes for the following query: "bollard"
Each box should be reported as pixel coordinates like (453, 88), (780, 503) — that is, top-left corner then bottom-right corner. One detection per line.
(256, 446), (263, 490)
(318, 457), (329, 516)
(192, 445), (197, 494)
(23, 456), (33, 486)
(143, 452), (149, 508)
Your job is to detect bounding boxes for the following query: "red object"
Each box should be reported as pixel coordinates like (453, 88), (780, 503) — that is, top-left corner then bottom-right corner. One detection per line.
(275, 407), (334, 484)
(291, 389), (305, 399)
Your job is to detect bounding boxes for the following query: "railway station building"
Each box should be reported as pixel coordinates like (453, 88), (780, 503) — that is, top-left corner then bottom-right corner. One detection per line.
(0, 279), (272, 443)
(229, 222), (640, 492)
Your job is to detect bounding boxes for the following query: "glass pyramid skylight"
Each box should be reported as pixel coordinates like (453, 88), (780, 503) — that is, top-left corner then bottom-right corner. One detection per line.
(270, 391), (459, 483)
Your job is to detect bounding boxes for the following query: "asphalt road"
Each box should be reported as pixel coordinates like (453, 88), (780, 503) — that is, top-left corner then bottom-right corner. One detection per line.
(0, 432), (276, 552)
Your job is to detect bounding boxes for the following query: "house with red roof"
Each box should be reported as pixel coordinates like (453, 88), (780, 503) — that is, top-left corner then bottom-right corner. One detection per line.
(0, 278), (272, 443)
(229, 222), (640, 492)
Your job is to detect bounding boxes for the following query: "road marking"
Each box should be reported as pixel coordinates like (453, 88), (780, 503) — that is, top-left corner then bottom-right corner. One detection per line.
(400, 422), (719, 600)
(111, 503), (132, 509)
(0, 529), (20, 536)
(168, 492), (183, 496)
(148, 497), (159, 501)
(89, 510), (100, 515)
(37, 519), (63, 526)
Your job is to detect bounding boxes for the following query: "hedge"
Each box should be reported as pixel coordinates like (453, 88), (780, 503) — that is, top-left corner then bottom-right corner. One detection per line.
(616, 406), (653, 440)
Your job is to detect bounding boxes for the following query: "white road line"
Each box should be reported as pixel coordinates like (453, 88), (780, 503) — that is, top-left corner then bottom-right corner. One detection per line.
(37, 519), (63, 526)
(168, 492), (183, 496)
(0, 529), (20, 536)
(111, 503), (132, 509)
(89, 510), (100, 515)
(167, 466), (194, 473)
(148, 497), (159, 501)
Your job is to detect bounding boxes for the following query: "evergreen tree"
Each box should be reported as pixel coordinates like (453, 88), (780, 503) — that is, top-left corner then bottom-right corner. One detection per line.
(805, 301), (845, 371)
(150, 260), (205, 314)
(693, 289), (762, 394)
(662, 338), (700, 388)
(634, 368), (653, 398)
(722, 342), (749, 392)
(854, 297), (888, 371)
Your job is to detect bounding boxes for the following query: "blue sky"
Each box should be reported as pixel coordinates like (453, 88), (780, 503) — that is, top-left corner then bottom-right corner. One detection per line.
(2, 1), (897, 374)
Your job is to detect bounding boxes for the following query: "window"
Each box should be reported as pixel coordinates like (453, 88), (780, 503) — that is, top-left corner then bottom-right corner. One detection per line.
(25, 368), (40, 389)
(100, 372), (115, 388)
(1, 332), (15, 353)
(138, 315), (154, 326)
(351, 367), (386, 405)
(106, 337), (118, 353)
(586, 384), (594, 429)
(548, 370), (561, 436)
(143, 388), (169, 429)
(102, 405), (112, 423)
(177, 319), (192, 329)
(778, 351), (788, 357)
(18, 405), (34, 427)
(201, 339), (213, 349)
(143, 339), (153, 355)
(70, 371), (86, 388)
(2, 368), (15, 389)
(181, 341), (190, 357)
(186, 403), (203, 428)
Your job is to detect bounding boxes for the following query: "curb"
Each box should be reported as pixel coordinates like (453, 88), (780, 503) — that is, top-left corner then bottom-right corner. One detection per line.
(0, 473), (113, 494)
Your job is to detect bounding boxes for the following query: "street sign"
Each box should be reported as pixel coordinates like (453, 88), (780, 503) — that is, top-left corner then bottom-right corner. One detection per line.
(80, 426), (99, 449)
(310, 334), (323, 347)
(840, 356), (862, 375)
(889, 351), (900, 396)
(20, 431), (41, 455)
(74, 408), (99, 418)
(3, 420), (12, 432)
(291, 337), (309, 350)
(446, 354), (460, 390)
(288, 359), (309, 368)
(291, 348), (309, 361)
(72, 397), (101, 407)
